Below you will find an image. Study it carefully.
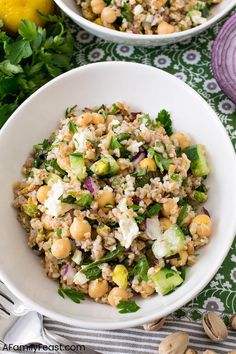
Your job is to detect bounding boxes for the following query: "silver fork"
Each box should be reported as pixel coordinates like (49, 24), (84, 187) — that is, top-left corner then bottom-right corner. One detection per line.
(0, 281), (30, 318)
(0, 282), (101, 354)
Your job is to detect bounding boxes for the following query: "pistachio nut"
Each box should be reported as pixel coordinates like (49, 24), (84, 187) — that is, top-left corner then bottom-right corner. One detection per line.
(230, 314), (236, 330)
(185, 349), (198, 354)
(203, 351), (217, 354)
(159, 332), (189, 354)
(202, 312), (228, 342)
(143, 317), (166, 331)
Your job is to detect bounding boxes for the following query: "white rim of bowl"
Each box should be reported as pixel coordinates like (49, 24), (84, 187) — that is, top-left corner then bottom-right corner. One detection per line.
(54, 0), (235, 42)
(0, 62), (236, 329)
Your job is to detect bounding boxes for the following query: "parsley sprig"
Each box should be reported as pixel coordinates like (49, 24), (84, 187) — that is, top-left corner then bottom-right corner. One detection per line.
(58, 287), (85, 304)
(117, 300), (140, 313)
(0, 15), (74, 127)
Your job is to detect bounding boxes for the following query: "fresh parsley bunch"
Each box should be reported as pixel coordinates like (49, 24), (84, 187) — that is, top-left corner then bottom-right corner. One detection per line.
(0, 14), (74, 127)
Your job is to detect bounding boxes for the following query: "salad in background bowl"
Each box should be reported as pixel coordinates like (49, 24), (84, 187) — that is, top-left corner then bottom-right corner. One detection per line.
(54, 0), (235, 45)
(0, 62), (235, 329)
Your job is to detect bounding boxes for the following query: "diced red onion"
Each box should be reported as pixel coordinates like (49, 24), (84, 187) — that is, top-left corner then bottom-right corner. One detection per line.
(132, 151), (145, 165)
(63, 264), (69, 276)
(212, 12), (236, 104)
(63, 264), (75, 283)
(84, 177), (99, 194)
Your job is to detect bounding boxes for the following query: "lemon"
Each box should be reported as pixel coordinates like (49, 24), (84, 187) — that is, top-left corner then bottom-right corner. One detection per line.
(0, 0), (54, 33)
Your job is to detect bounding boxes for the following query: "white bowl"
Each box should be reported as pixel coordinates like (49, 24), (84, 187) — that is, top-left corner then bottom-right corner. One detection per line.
(0, 62), (236, 329)
(55, 0), (235, 46)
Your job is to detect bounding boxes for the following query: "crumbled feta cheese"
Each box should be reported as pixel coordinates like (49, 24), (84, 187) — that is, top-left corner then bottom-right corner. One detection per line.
(119, 214), (139, 248)
(146, 216), (162, 240)
(72, 250), (82, 265)
(127, 141), (143, 155)
(44, 181), (64, 217)
(73, 128), (94, 154)
(111, 119), (120, 126)
(145, 14), (154, 23)
(134, 4), (143, 16)
(189, 10), (207, 25)
(73, 270), (88, 285)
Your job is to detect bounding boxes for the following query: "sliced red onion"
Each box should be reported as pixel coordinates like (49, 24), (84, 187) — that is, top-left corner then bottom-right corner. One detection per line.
(132, 151), (145, 165)
(84, 177), (99, 194)
(212, 12), (236, 104)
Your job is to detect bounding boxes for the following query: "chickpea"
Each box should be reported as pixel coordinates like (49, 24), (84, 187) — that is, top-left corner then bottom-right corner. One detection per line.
(76, 112), (93, 127)
(157, 21), (175, 35)
(101, 7), (117, 24)
(108, 287), (129, 307)
(70, 218), (91, 240)
(159, 217), (172, 232)
(97, 190), (115, 211)
(57, 156), (70, 171)
(37, 185), (51, 204)
(92, 113), (105, 125)
(51, 238), (71, 259)
(88, 279), (109, 298)
(91, 0), (106, 14)
(171, 132), (192, 151)
(170, 251), (188, 267)
(189, 214), (212, 237)
(139, 158), (157, 172)
(140, 284), (155, 298)
(162, 198), (179, 217)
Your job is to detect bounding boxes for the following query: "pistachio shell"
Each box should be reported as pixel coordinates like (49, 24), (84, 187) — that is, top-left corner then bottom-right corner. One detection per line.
(230, 314), (236, 330)
(159, 332), (189, 354)
(202, 312), (228, 342)
(185, 349), (198, 354)
(143, 317), (166, 331)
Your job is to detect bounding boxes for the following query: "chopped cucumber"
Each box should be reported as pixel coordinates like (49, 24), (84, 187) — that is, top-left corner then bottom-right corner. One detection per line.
(90, 154), (120, 177)
(150, 268), (183, 295)
(185, 144), (210, 177)
(152, 224), (185, 258)
(69, 153), (87, 181)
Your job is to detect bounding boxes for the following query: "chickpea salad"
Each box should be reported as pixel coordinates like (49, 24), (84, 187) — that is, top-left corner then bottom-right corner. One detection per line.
(13, 102), (212, 313)
(76, 0), (222, 35)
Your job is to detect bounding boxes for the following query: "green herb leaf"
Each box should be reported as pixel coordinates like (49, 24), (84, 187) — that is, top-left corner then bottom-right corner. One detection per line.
(177, 204), (188, 225)
(75, 193), (93, 209)
(148, 148), (172, 173)
(156, 109), (173, 136)
(65, 105), (77, 117)
(117, 300), (140, 314)
(83, 266), (102, 280)
(109, 136), (122, 150)
(68, 120), (77, 133)
(110, 103), (119, 114)
(5, 39), (32, 64)
(104, 203), (114, 209)
(82, 244), (124, 272)
(130, 256), (149, 281)
(18, 20), (37, 41)
(145, 203), (162, 218)
(58, 287), (65, 298)
(176, 147), (182, 157)
(58, 288), (85, 303)
(56, 228), (62, 236)
(171, 173), (179, 181)
(87, 139), (99, 148)
(46, 159), (67, 177)
(117, 133), (131, 142)
(59, 195), (76, 204)
(0, 60), (23, 76)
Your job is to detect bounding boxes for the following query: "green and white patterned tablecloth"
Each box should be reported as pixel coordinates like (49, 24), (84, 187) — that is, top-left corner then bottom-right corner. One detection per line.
(65, 9), (236, 317)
